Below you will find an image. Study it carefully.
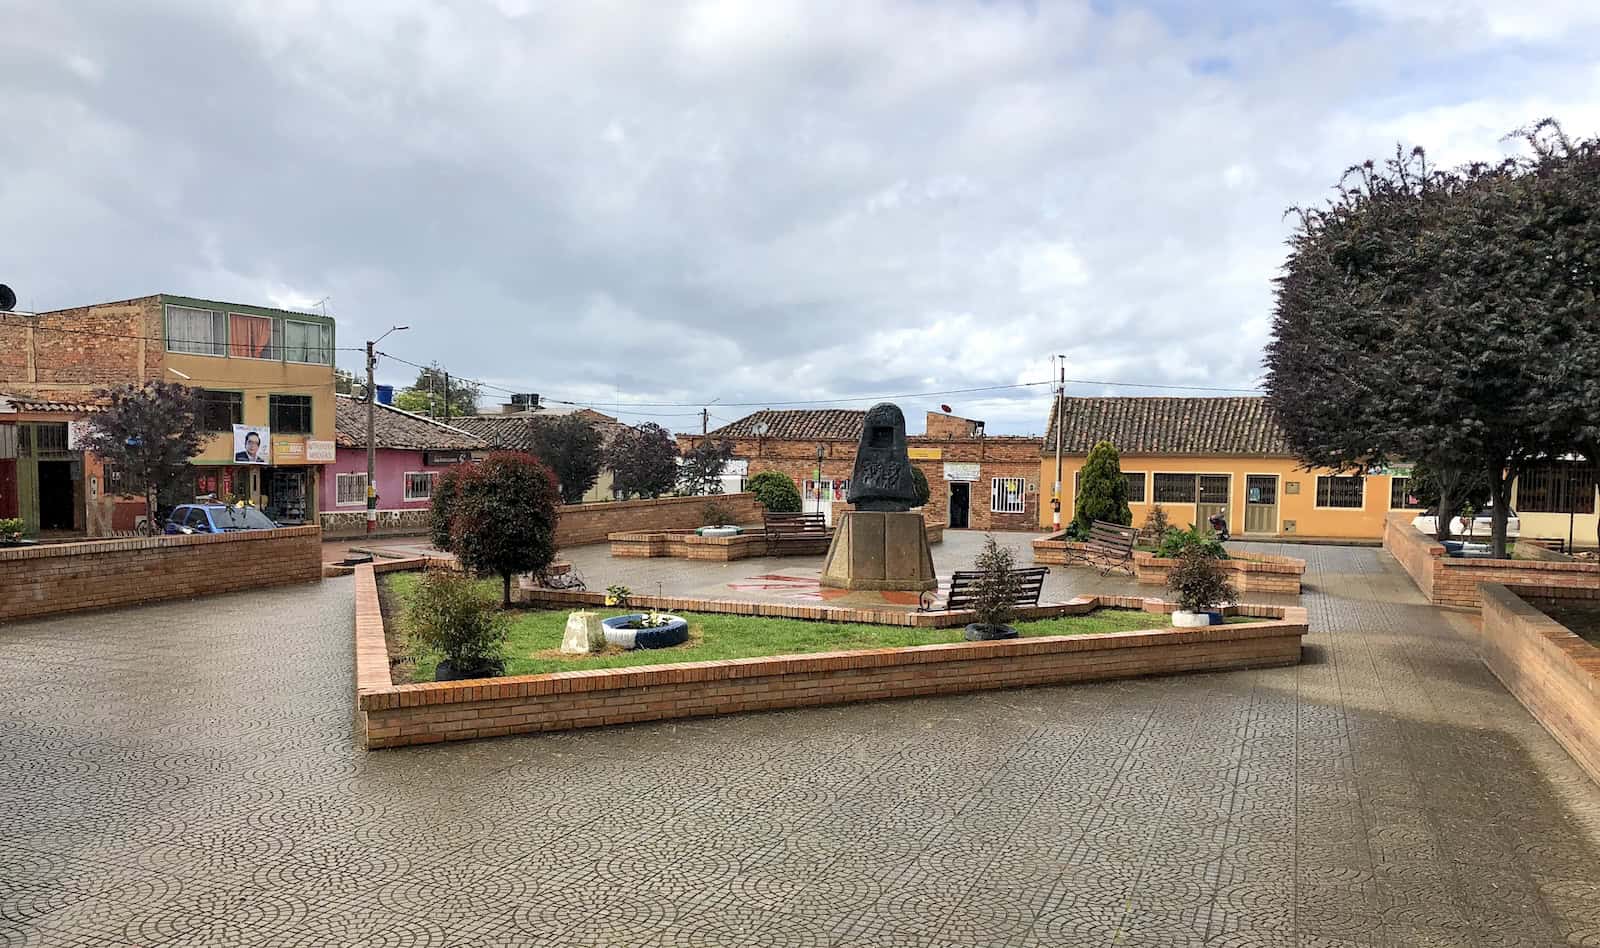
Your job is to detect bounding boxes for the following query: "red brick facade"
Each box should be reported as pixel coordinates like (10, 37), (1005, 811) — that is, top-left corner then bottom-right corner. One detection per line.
(0, 526), (321, 623)
(0, 297), (164, 402)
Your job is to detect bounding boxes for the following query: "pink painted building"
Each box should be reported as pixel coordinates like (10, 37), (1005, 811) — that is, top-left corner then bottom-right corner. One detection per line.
(321, 394), (486, 537)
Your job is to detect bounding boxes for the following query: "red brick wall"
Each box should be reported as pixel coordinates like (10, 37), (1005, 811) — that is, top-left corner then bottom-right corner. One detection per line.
(1478, 584), (1600, 786)
(554, 493), (764, 547)
(0, 297), (162, 400)
(0, 525), (321, 622)
(1384, 512), (1600, 607)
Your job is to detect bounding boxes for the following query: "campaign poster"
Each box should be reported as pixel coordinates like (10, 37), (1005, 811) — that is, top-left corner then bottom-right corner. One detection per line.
(232, 425), (271, 465)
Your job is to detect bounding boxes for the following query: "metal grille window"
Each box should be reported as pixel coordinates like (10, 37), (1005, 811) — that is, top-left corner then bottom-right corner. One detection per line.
(1389, 477), (1425, 510)
(1316, 475), (1364, 509)
(1123, 472), (1146, 503)
(165, 305), (227, 356)
(34, 423), (69, 454)
(991, 477), (1026, 514)
(269, 395), (313, 434)
(1516, 461), (1597, 514)
(1197, 475), (1230, 505)
(336, 472), (367, 506)
(197, 390), (243, 432)
(1153, 473), (1197, 504)
(404, 471), (437, 501)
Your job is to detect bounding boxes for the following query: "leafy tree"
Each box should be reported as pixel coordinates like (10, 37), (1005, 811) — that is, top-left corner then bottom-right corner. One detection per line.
(747, 470), (802, 512)
(1266, 121), (1600, 555)
(910, 466), (931, 508)
(429, 465), (462, 551)
(607, 423), (679, 499)
(527, 414), (604, 505)
(1405, 460), (1489, 535)
(334, 367), (363, 398)
(444, 452), (561, 605)
(395, 363), (479, 418)
(1073, 441), (1132, 533)
(80, 382), (204, 530)
(679, 438), (734, 496)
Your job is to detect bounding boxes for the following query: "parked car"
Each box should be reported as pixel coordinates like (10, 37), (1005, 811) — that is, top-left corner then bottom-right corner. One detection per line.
(1412, 505), (1520, 539)
(164, 503), (280, 535)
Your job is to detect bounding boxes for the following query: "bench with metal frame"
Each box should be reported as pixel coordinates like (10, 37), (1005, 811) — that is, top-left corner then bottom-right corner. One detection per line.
(763, 510), (831, 555)
(1064, 520), (1139, 575)
(931, 566), (1049, 612)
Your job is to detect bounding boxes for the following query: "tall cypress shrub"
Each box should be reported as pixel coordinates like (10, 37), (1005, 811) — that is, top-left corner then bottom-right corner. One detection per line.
(1073, 440), (1131, 533)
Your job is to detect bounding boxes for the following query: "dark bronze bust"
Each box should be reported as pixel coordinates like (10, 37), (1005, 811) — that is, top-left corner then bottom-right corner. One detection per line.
(846, 403), (917, 512)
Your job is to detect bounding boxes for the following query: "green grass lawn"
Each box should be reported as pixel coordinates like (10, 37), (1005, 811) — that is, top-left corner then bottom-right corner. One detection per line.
(379, 572), (1256, 682)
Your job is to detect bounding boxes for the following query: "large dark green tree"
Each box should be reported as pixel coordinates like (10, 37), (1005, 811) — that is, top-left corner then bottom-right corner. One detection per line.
(607, 423), (679, 499)
(678, 438), (734, 496)
(444, 452), (561, 605)
(1073, 440), (1132, 533)
(527, 414), (604, 505)
(81, 382), (204, 530)
(1266, 120), (1600, 555)
(393, 363), (480, 418)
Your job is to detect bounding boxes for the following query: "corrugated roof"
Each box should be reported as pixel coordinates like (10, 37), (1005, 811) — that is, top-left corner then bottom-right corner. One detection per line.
(706, 409), (868, 441)
(333, 394), (488, 450)
(1040, 396), (1293, 457)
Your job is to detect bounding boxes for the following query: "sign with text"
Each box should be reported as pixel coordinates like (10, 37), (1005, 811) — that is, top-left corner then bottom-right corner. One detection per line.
(306, 440), (336, 463)
(943, 462), (980, 482)
(908, 447), (942, 460)
(232, 425), (270, 465)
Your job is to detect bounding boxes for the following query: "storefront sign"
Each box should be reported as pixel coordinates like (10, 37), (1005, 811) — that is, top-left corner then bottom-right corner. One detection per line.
(908, 447), (942, 460)
(1367, 462), (1414, 478)
(306, 440), (336, 462)
(423, 449), (470, 466)
(725, 459), (749, 476)
(232, 425), (270, 465)
(273, 439), (306, 462)
(943, 462), (980, 482)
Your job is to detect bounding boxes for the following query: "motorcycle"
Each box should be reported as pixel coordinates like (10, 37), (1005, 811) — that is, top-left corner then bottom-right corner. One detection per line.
(1208, 508), (1230, 542)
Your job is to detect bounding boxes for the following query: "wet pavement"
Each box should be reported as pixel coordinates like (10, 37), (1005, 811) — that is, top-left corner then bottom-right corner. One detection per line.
(3, 541), (1599, 946)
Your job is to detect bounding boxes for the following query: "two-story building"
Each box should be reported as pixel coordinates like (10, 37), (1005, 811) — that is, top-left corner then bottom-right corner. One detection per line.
(0, 294), (338, 535)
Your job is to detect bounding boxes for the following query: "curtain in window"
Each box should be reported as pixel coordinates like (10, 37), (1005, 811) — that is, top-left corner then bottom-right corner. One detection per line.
(166, 306), (225, 355)
(283, 321), (330, 364)
(230, 315), (274, 358)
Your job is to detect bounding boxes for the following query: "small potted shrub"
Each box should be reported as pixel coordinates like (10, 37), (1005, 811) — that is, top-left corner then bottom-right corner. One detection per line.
(601, 610), (689, 649)
(406, 569), (510, 681)
(0, 518), (26, 547)
(965, 535), (1023, 641)
(1166, 546), (1236, 627)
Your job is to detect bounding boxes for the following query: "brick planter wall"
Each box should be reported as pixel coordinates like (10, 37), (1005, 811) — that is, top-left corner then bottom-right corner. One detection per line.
(1031, 532), (1305, 594)
(554, 493), (765, 547)
(1478, 584), (1600, 786)
(355, 562), (1306, 748)
(608, 522), (942, 561)
(0, 526), (321, 622)
(1384, 513), (1600, 608)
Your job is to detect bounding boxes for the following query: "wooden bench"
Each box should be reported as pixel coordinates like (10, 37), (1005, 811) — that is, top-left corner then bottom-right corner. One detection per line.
(938, 566), (1049, 611)
(763, 511), (831, 555)
(1065, 520), (1138, 575)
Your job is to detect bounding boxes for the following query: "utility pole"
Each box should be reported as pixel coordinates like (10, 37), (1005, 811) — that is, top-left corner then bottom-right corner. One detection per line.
(443, 371), (451, 423)
(701, 407), (709, 435)
(365, 341), (377, 536)
(1053, 354), (1065, 531)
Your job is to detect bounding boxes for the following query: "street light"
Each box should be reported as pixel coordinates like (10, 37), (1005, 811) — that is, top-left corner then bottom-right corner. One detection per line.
(366, 326), (410, 534)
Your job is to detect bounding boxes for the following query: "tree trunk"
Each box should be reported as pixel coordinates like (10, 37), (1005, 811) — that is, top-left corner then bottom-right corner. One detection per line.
(1487, 461), (1514, 558)
(146, 486), (156, 537)
(1435, 466), (1460, 543)
(501, 572), (512, 608)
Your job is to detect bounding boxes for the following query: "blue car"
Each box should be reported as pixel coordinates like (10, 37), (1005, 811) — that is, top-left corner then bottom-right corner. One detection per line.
(164, 503), (279, 535)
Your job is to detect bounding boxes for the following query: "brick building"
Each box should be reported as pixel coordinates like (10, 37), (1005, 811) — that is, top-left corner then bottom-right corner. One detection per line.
(678, 409), (1045, 531)
(0, 294), (337, 536)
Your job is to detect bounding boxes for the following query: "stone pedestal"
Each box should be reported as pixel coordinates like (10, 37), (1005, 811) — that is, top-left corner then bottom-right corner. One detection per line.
(819, 510), (937, 591)
(561, 611), (606, 654)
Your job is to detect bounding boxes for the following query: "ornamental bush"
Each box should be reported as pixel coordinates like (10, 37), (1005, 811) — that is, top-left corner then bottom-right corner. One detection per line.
(971, 535), (1023, 631)
(747, 470), (802, 512)
(406, 569), (508, 677)
(1073, 441), (1132, 533)
(446, 452), (562, 605)
(1166, 547), (1236, 614)
(1155, 522), (1228, 560)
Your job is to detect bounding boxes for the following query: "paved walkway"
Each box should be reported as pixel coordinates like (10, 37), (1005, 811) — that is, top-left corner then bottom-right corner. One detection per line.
(3, 544), (1600, 946)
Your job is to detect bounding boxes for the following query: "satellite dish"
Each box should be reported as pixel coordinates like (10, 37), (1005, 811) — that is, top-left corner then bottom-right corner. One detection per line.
(940, 404), (952, 414)
(751, 422), (770, 437)
(0, 285), (15, 312)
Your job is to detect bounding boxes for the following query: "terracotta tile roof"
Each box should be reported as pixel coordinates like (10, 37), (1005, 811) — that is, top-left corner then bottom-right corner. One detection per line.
(1042, 396), (1293, 457)
(452, 413), (630, 452)
(333, 394), (488, 451)
(0, 391), (104, 414)
(707, 409), (868, 441)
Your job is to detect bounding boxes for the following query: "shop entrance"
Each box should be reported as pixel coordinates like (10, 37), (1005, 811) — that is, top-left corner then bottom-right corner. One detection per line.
(1244, 475), (1279, 535)
(38, 460), (75, 530)
(265, 468), (309, 525)
(949, 482), (970, 528)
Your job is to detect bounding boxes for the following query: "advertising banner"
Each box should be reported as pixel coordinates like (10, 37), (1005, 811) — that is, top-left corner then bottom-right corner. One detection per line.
(943, 462), (980, 482)
(306, 441), (336, 462)
(232, 424), (271, 465)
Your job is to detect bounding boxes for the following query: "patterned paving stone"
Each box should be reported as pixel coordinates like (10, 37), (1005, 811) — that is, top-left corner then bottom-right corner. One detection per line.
(1, 539), (1598, 946)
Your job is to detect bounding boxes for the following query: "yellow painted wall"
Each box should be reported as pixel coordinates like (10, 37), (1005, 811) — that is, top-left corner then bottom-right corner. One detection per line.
(165, 351), (336, 465)
(1040, 455), (1408, 540)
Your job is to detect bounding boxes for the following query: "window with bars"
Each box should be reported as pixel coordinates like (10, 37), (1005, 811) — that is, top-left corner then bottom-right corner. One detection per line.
(269, 395), (313, 434)
(1123, 472), (1146, 504)
(196, 390), (243, 432)
(1316, 475), (1364, 509)
(404, 471), (437, 501)
(33, 423), (69, 454)
(1153, 473), (1198, 504)
(991, 477), (1026, 514)
(1389, 477), (1425, 510)
(336, 472), (367, 506)
(165, 305), (228, 356)
(1516, 461), (1597, 514)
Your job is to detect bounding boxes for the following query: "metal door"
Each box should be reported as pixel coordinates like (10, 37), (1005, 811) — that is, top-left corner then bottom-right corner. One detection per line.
(1244, 475), (1278, 535)
(1196, 475), (1230, 534)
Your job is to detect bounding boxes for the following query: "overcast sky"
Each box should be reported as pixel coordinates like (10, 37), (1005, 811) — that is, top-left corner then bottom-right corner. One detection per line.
(5, 1), (1599, 434)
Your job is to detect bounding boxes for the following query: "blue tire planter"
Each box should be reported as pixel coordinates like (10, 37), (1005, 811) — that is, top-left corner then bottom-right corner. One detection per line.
(602, 614), (690, 650)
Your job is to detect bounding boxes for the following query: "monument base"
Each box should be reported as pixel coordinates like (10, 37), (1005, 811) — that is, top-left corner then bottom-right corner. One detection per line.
(819, 510), (937, 591)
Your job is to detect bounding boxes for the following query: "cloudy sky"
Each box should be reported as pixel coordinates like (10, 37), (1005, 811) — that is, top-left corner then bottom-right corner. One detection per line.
(5, 0), (1599, 434)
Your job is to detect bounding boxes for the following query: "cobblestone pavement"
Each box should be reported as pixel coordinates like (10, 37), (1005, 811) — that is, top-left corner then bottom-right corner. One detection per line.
(4, 543), (1600, 946)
